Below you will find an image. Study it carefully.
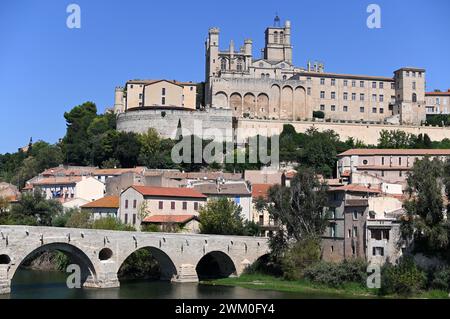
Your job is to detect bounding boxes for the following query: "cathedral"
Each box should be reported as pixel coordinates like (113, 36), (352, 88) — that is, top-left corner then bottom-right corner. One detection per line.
(205, 16), (426, 125)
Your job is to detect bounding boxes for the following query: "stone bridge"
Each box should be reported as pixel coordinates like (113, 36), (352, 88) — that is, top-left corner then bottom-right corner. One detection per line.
(0, 225), (270, 294)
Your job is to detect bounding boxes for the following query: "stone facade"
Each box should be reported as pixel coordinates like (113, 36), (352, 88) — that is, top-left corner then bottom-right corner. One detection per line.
(0, 225), (269, 294)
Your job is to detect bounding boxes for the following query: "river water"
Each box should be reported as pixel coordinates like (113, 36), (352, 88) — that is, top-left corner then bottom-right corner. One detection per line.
(0, 269), (350, 299)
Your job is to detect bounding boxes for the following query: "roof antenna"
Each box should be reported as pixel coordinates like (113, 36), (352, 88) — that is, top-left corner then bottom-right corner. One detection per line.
(274, 13), (281, 27)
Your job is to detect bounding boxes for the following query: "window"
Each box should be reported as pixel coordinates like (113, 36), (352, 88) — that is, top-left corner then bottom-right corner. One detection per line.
(261, 73), (265, 78)
(352, 80), (356, 87)
(406, 71), (410, 77)
(352, 93), (356, 101)
(399, 170), (403, 177)
(320, 91), (325, 99)
(139, 93), (143, 100)
(331, 245), (334, 253)
(158, 201), (163, 210)
(372, 107), (377, 113)
(331, 105), (336, 111)
(190, 86), (193, 91)
(382, 157), (385, 165)
(259, 215), (264, 225)
(372, 82), (377, 88)
(132, 214), (136, 225)
(162, 88), (166, 95)
(124, 214), (128, 224)
(380, 108), (384, 114)
(274, 31), (279, 43)
(343, 92), (348, 100)
(379, 95), (384, 102)
(130, 85), (134, 89)
(194, 202), (199, 211)
(307, 87), (311, 95)
(171, 201), (175, 210)
(391, 83), (395, 89)
(360, 81), (365, 88)
(320, 104), (325, 111)
(360, 107), (365, 113)
(353, 211), (358, 220)
(343, 80), (348, 86)
(348, 229), (351, 238)
(182, 201), (187, 210)
(379, 82), (384, 89)
(412, 71), (416, 77)
(320, 78), (325, 85)
(352, 246), (356, 255)
(282, 75), (287, 80)
(360, 93), (365, 101)
(363, 160), (368, 165)
(125, 200), (129, 209)
(237, 59), (243, 72)
(330, 223), (336, 238)
(221, 59), (227, 70)
(372, 247), (385, 256)
(307, 76), (311, 82)
(331, 79), (336, 86)
(353, 226), (358, 238)
(161, 97), (166, 105)
(398, 157), (402, 165)
(331, 92), (336, 99)
(343, 105), (348, 112)
(412, 81), (416, 90)
(133, 200), (137, 209)
(412, 93), (417, 103)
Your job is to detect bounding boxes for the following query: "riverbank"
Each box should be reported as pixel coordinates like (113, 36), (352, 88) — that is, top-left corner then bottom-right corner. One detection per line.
(202, 273), (450, 299)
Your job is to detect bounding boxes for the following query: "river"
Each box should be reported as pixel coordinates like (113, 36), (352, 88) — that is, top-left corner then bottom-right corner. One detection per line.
(0, 269), (350, 299)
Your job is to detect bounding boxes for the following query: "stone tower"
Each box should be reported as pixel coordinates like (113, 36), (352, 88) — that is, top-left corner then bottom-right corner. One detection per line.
(394, 68), (426, 125)
(114, 86), (125, 114)
(264, 18), (292, 64)
(205, 27), (220, 106)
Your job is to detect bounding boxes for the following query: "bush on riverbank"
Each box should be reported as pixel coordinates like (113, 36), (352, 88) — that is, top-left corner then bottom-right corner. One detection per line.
(281, 238), (321, 280)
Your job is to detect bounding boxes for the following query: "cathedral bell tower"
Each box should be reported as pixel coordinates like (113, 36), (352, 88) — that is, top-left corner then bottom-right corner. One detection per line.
(263, 16), (292, 64)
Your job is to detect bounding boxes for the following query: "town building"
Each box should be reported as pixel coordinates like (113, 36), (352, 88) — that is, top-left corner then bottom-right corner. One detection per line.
(192, 181), (252, 221)
(337, 149), (450, 189)
(24, 176), (105, 203)
(119, 186), (207, 229)
(141, 214), (201, 233)
(250, 183), (278, 237)
(81, 195), (120, 220)
(426, 89), (450, 115)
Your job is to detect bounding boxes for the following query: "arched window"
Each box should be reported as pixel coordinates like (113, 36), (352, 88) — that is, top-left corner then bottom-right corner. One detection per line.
(237, 59), (243, 72)
(412, 93), (417, 103)
(274, 31), (279, 43)
(261, 73), (265, 78)
(221, 58), (227, 71)
(280, 32), (284, 44)
(283, 75), (287, 81)
(266, 73), (270, 78)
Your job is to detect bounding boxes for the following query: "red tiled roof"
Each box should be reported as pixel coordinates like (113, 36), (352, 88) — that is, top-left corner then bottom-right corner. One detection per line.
(142, 214), (197, 224)
(131, 186), (207, 199)
(251, 184), (272, 199)
(94, 167), (145, 176)
(32, 177), (82, 186)
(426, 90), (450, 96)
(338, 149), (450, 157)
(81, 196), (119, 209)
(329, 184), (381, 193)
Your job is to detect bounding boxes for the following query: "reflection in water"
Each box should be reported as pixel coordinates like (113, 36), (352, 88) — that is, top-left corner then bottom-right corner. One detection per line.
(1, 269), (353, 299)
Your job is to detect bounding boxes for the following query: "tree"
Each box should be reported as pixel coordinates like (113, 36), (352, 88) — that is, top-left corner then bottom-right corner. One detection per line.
(0, 196), (10, 214)
(91, 216), (135, 231)
(65, 209), (91, 229)
(401, 157), (450, 256)
(199, 198), (245, 235)
(6, 189), (63, 226)
(267, 168), (329, 255)
(114, 131), (142, 168)
(378, 130), (413, 149)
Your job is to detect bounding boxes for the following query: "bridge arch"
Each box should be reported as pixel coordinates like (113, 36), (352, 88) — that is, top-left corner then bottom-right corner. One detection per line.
(118, 246), (177, 281)
(196, 251), (237, 280)
(10, 242), (97, 286)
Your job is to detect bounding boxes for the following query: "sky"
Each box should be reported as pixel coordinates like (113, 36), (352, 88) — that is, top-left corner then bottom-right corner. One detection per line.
(0, 0), (449, 153)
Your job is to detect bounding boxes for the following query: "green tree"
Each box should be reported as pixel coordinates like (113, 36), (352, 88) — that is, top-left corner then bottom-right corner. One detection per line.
(267, 168), (329, 258)
(199, 198), (245, 235)
(91, 216), (135, 231)
(114, 131), (142, 168)
(401, 157), (450, 256)
(5, 189), (63, 226)
(378, 130), (414, 148)
(65, 209), (91, 229)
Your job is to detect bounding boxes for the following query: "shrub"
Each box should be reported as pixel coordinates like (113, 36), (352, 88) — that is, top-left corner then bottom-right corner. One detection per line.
(430, 267), (450, 291)
(379, 257), (426, 296)
(281, 238), (322, 280)
(303, 259), (368, 288)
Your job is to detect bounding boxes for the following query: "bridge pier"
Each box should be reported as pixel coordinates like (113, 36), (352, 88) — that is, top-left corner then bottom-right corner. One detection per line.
(171, 264), (199, 283)
(0, 265), (11, 294)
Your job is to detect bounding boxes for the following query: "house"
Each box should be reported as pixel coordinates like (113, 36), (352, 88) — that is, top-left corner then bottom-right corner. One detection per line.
(192, 182), (252, 221)
(24, 176), (105, 203)
(251, 183), (278, 237)
(244, 169), (284, 185)
(119, 186), (207, 229)
(337, 149), (450, 189)
(81, 196), (120, 220)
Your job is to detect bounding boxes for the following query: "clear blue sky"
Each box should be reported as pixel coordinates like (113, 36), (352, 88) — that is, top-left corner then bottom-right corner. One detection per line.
(1, 0), (449, 153)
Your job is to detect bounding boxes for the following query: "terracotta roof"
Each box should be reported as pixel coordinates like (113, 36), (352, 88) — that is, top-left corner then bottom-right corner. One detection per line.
(32, 177), (82, 186)
(130, 186), (207, 199)
(425, 90), (450, 96)
(338, 149), (450, 157)
(94, 167), (145, 176)
(251, 184), (272, 199)
(142, 214), (197, 224)
(127, 79), (196, 86)
(329, 184), (381, 193)
(325, 179), (345, 187)
(82, 196), (119, 209)
(193, 183), (251, 196)
(41, 166), (96, 177)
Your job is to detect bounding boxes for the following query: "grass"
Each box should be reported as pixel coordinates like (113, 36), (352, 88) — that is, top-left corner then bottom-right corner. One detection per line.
(202, 273), (450, 299)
